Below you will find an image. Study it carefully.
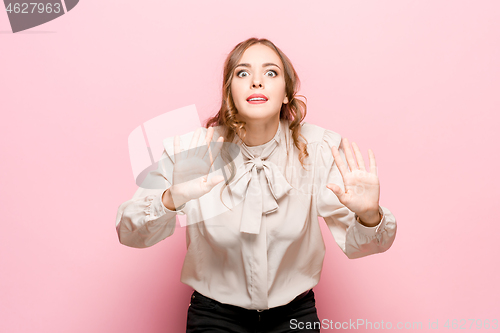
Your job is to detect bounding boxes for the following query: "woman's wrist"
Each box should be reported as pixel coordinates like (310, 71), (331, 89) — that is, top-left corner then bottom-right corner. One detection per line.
(162, 188), (178, 211)
(162, 188), (188, 211)
(357, 208), (382, 227)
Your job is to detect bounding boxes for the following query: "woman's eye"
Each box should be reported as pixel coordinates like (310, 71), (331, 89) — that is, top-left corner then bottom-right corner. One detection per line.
(266, 70), (277, 77)
(237, 70), (248, 77)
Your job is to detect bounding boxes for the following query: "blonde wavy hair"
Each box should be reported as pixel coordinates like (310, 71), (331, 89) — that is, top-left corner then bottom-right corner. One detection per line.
(205, 37), (310, 208)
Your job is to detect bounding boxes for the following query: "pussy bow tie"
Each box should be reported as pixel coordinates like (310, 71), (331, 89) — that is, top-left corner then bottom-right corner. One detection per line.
(228, 127), (293, 234)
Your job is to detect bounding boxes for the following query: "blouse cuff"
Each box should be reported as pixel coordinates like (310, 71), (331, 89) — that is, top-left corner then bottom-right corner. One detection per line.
(157, 189), (187, 215)
(354, 206), (386, 238)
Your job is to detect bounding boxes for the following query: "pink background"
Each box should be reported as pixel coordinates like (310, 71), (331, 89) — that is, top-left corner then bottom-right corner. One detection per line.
(1, 1), (499, 332)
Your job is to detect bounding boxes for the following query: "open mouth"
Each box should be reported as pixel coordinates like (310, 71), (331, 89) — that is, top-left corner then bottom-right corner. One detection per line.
(247, 94), (268, 104)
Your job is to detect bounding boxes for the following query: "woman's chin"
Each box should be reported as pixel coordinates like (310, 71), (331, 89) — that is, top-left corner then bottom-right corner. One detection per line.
(236, 111), (281, 122)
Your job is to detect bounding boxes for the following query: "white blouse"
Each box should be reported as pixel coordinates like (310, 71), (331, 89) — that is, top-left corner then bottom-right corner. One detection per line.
(115, 119), (397, 310)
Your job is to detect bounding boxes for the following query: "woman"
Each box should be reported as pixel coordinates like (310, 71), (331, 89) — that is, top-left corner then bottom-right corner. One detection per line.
(116, 37), (397, 332)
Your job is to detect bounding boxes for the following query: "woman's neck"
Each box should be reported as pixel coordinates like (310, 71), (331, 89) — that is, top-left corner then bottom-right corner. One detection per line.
(242, 117), (280, 147)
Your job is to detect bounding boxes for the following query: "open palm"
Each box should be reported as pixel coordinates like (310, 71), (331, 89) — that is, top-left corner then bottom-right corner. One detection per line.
(170, 127), (225, 207)
(326, 138), (380, 216)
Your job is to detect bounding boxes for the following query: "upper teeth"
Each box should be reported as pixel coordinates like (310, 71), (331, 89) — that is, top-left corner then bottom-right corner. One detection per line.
(249, 98), (266, 101)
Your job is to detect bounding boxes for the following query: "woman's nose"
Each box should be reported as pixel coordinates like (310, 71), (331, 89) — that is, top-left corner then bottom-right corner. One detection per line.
(252, 78), (263, 88)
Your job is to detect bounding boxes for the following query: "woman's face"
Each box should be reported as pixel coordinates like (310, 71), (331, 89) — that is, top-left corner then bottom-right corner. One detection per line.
(230, 43), (288, 123)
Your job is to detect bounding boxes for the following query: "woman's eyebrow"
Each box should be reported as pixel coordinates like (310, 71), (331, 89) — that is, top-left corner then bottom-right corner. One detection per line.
(235, 63), (281, 70)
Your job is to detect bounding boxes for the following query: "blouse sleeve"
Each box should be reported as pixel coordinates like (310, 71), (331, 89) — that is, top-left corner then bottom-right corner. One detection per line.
(315, 129), (397, 259)
(115, 149), (187, 249)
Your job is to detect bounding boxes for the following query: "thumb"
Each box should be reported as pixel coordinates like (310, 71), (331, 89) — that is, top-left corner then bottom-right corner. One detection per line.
(206, 175), (225, 190)
(327, 184), (342, 197)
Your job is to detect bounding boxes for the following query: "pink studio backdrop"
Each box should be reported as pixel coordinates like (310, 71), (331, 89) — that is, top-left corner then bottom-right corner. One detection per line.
(1, 1), (499, 332)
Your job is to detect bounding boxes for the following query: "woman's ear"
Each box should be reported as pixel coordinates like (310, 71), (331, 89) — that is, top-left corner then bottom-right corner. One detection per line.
(283, 96), (289, 104)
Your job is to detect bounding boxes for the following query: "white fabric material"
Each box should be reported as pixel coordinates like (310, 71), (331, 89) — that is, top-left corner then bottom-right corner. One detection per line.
(115, 119), (397, 310)
(231, 123), (293, 234)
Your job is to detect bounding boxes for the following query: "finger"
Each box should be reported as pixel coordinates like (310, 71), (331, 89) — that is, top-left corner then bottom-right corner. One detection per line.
(208, 136), (225, 170)
(173, 135), (181, 162)
(187, 128), (202, 158)
(209, 175), (225, 187)
(331, 145), (349, 180)
(368, 149), (378, 176)
(197, 127), (213, 159)
(212, 136), (224, 159)
(352, 142), (366, 171)
(326, 183), (344, 200)
(206, 126), (215, 143)
(201, 174), (225, 193)
(342, 138), (358, 171)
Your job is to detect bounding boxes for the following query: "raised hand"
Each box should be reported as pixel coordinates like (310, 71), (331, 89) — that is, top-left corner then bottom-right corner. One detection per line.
(168, 127), (225, 208)
(326, 138), (381, 226)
